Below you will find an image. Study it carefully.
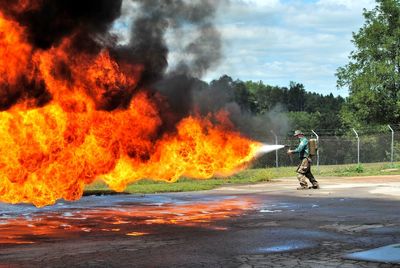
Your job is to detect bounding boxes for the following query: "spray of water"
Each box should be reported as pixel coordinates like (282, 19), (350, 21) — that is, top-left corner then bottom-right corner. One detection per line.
(256, 144), (285, 157)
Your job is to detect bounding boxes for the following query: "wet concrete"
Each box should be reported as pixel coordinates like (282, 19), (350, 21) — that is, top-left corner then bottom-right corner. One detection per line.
(0, 176), (400, 267)
(0, 194), (256, 244)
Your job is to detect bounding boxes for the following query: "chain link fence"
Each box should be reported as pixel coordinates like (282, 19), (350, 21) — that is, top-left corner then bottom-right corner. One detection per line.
(254, 125), (400, 168)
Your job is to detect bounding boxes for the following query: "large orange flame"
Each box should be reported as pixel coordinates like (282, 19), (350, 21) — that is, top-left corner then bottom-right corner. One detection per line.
(0, 12), (261, 207)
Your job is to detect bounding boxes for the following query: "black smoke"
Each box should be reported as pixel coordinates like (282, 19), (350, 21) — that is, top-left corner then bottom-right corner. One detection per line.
(109, 0), (224, 130)
(0, 0), (223, 115)
(0, 0), (287, 140)
(0, 0), (123, 110)
(0, 0), (122, 50)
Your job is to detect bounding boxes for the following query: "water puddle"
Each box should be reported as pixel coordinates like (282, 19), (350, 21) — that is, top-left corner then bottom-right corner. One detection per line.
(345, 244), (400, 264)
(259, 209), (282, 213)
(256, 241), (315, 253)
(258, 202), (297, 213)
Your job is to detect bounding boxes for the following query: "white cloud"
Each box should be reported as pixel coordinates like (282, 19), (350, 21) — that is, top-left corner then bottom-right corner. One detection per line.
(240, 0), (282, 8)
(113, 0), (376, 96)
(203, 0), (377, 96)
(316, 0), (375, 9)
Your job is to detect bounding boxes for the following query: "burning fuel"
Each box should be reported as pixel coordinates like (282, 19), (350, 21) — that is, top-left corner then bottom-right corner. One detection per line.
(0, 1), (268, 207)
(0, 196), (256, 244)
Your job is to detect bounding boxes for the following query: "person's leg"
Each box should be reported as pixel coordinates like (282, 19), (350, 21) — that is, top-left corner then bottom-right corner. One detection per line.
(304, 158), (319, 188)
(297, 173), (308, 189)
(296, 158), (309, 189)
(305, 171), (319, 188)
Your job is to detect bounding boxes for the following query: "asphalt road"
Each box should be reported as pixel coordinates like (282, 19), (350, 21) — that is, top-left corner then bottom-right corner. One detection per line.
(0, 175), (400, 267)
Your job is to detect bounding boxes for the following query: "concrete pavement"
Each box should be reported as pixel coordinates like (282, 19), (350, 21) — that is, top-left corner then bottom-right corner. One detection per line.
(0, 175), (399, 267)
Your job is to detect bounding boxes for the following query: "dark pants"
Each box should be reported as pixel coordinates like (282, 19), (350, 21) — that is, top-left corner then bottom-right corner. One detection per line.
(296, 158), (318, 187)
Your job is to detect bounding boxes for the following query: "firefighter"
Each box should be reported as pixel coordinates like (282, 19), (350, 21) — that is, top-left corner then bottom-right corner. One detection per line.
(287, 130), (320, 190)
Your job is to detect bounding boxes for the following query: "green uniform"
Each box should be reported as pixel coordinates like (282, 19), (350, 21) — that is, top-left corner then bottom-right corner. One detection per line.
(293, 136), (319, 189)
(292, 136), (309, 159)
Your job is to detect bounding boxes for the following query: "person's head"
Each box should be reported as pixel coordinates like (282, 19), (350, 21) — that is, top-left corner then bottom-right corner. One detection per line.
(293, 130), (304, 139)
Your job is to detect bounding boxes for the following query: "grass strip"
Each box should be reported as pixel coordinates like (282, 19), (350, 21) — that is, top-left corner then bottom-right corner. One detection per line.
(84, 162), (400, 195)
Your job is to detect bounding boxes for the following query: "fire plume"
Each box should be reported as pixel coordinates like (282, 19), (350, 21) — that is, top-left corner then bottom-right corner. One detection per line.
(0, 9), (261, 207)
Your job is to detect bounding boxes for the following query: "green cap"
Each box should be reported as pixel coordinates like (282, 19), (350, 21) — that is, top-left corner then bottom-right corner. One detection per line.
(294, 130), (304, 136)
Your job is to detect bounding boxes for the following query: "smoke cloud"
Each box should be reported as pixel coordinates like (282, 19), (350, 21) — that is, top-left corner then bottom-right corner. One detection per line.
(111, 0), (225, 130)
(0, 0), (122, 50)
(0, 0), (287, 140)
(0, 0), (287, 206)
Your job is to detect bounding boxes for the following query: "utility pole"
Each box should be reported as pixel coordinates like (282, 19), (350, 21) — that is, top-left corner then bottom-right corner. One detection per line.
(270, 130), (278, 168)
(388, 125), (394, 165)
(352, 128), (360, 165)
(311, 130), (320, 174)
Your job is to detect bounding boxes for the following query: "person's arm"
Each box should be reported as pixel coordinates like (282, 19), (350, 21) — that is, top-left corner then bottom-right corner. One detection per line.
(288, 139), (307, 154)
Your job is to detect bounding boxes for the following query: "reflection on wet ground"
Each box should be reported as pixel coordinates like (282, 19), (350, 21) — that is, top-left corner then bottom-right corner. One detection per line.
(256, 241), (315, 253)
(345, 244), (400, 263)
(0, 194), (257, 245)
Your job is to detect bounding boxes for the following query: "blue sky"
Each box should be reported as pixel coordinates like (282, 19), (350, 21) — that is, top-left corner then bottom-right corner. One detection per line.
(115, 0), (376, 97)
(201, 0), (377, 96)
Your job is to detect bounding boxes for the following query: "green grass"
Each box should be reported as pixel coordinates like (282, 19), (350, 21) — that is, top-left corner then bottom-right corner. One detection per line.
(85, 168), (276, 194)
(313, 162), (400, 176)
(84, 162), (400, 195)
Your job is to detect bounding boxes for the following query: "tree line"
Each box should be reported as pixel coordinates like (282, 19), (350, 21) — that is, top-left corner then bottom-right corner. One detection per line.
(205, 0), (400, 137)
(205, 75), (345, 134)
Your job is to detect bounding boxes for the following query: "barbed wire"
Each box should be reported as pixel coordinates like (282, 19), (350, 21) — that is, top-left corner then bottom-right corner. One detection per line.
(275, 125), (400, 138)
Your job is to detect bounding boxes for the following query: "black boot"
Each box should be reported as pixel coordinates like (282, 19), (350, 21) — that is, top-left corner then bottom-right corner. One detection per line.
(310, 183), (320, 189)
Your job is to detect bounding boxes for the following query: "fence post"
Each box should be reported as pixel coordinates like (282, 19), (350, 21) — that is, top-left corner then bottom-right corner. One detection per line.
(270, 130), (279, 168)
(388, 125), (394, 164)
(352, 128), (360, 165)
(311, 130), (320, 174)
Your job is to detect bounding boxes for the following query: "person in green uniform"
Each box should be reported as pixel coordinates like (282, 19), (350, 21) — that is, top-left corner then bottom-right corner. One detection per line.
(287, 130), (319, 190)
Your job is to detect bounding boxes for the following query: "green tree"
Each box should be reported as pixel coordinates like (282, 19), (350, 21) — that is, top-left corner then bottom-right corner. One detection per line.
(287, 82), (306, 112)
(287, 111), (321, 130)
(337, 0), (400, 124)
(232, 80), (254, 112)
